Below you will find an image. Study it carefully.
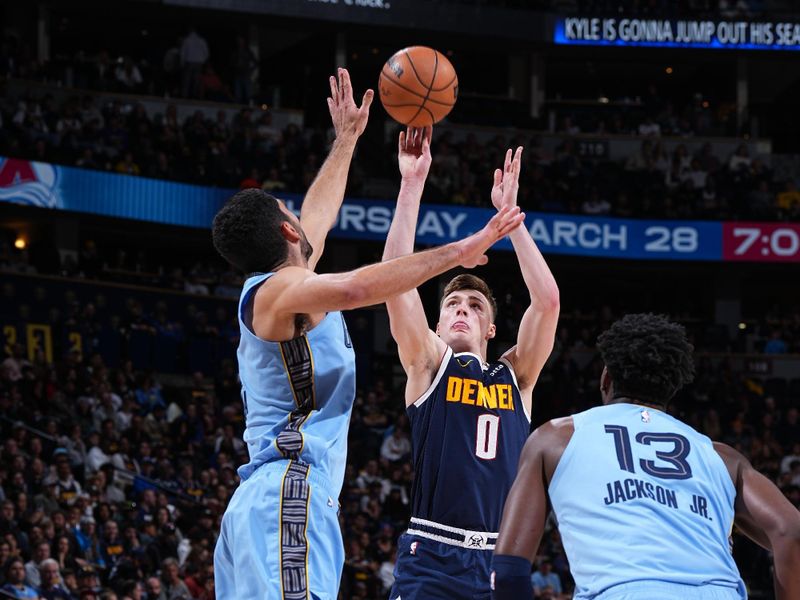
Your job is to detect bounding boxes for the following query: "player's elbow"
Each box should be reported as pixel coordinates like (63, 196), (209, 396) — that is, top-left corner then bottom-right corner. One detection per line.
(770, 519), (800, 553)
(778, 520), (800, 543)
(534, 286), (560, 314)
(543, 287), (560, 312)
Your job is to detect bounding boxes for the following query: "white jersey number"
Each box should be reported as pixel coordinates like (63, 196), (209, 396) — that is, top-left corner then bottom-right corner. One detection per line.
(475, 414), (500, 460)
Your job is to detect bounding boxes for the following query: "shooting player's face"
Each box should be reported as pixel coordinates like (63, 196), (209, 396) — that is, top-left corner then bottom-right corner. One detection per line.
(436, 290), (495, 352)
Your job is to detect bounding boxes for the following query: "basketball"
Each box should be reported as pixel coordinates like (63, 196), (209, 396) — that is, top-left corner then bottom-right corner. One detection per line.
(379, 46), (458, 127)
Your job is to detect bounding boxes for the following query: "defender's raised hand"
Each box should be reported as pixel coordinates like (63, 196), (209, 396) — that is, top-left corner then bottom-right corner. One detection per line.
(458, 206), (525, 268)
(398, 126), (433, 183)
(491, 146), (523, 211)
(328, 68), (374, 141)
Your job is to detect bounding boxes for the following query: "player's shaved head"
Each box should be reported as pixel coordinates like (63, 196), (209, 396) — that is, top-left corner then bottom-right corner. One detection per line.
(597, 313), (695, 407)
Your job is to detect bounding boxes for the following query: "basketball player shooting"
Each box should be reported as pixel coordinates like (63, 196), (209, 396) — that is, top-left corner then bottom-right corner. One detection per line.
(383, 128), (560, 600)
(492, 314), (800, 600)
(210, 70), (526, 600)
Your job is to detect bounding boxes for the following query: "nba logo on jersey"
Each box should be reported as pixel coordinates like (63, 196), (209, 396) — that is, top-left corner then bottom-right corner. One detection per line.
(641, 409), (651, 423)
(410, 541), (418, 555)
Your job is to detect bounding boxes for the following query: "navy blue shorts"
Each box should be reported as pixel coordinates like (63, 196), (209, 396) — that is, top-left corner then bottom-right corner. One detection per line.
(388, 533), (492, 600)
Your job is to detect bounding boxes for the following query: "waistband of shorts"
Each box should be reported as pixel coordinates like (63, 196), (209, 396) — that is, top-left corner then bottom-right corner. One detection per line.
(252, 459), (339, 500)
(406, 517), (498, 551)
(598, 580), (744, 600)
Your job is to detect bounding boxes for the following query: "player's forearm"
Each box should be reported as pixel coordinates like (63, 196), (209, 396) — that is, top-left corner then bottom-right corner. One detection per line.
(490, 555), (533, 600)
(300, 136), (357, 231)
(347, 242), (461, 309)
(772, 535), (800, 599)
(382, 177), (425, 261)
(509, 225), (560, 312)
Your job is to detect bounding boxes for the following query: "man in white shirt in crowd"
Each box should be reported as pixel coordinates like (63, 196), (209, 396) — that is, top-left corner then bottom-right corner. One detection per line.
(181, 25), (209, 98)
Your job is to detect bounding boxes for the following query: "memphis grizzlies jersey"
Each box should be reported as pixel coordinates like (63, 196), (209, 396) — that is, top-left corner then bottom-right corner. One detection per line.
(549, 403), (745, 599)
(235, 273), (356, 495)
(407, 347), (530, 531)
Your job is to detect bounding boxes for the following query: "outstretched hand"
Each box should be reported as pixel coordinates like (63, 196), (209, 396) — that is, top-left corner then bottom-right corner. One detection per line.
(328, 68), (374, 141)
(491, 146), (523, 210)
(398, 126), (432, 183)
(458, 206), (525, 268)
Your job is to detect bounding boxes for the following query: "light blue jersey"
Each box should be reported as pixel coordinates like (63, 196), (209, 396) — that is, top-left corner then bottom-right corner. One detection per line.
(236, 272), (356, 491)
(549, 403), (746, 600)
(215, 272), (356, 600)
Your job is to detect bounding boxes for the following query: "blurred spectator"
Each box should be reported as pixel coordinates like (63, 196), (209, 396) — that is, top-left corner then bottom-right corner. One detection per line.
(199, 65), (233, 103)
(637, 116), (661, 137)
(238, 168), (261, 190)
(160, 558), (189, 600)
(380, 427), (411, 463)
(144, 576), (166, 600)
(728, 144), (751, 173)
(581, 188), (611, 215)
(377, 547), (396, 595)
(37, 558), (72, 600)
(763, 330), (787, 354)
(2, 558), (40, 598)
(230, 37), (257, 105)
(114, 154), (140, 177)
(180, 27), (209, 99)
(777, 180), (800, 218)
(24, 542), (51, 588)
(531, 560), (562, 597)
(162, 39), (182, 98)
(114, 58), (143, 94)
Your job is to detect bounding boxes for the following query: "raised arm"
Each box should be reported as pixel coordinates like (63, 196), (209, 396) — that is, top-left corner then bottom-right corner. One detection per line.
(494, 148), (560, 409)
(381, 127), (446, 392)
(300, 68), (373, 270)
(256, 206), (526, 339)
(715, 442), (800, 600)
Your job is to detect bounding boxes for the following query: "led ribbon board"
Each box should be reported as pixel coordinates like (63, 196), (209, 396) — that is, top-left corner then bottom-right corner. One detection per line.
(555, 17), (800, 50)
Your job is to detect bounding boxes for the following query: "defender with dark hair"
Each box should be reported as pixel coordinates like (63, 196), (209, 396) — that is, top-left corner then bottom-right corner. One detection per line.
(383, 132), (560, 600)
(493, 313), (800, 600)
(212, 188), (298, 274)
(212, 70), (526, 600)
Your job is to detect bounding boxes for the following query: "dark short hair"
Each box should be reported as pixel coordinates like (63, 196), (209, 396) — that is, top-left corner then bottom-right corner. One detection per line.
(6, 557), (24, 576)
(441, 274), (497, 320)
(211, 189), (289, 273)
(597, 313), (695, 407)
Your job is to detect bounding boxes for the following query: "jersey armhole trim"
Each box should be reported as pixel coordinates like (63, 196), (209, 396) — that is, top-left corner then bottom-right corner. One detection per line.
(547, 414), (580, 497)
(548, 433), (578, 498)
(498, 357), (530, 423)
(410, 346), (453, 409)
(239, 273), (274, 338)
(708, 437), (739, 502)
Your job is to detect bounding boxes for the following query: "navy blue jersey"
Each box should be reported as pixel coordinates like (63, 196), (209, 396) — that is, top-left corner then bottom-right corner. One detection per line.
(407, 347), (530, 531)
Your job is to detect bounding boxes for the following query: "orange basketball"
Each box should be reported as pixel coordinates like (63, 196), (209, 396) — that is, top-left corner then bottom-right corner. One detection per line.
(379, 46), (458, 127)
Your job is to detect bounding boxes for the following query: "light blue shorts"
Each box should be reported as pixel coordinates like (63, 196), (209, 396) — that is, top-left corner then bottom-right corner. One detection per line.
(595, 580), (746, 600)
(214, 460), (343, 600)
